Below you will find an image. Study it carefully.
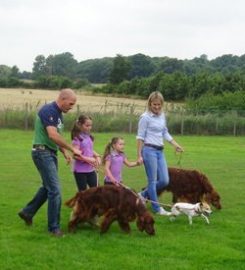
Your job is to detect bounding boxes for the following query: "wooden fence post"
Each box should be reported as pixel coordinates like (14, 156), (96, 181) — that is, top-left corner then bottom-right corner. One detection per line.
(128, 105), (134, 133)
(24, 102), (28, 130)
(181, 111), (184, 135)
(76, 104), (80, 116)
(233, 110), (237, 136)
(104, 100), (108, 114)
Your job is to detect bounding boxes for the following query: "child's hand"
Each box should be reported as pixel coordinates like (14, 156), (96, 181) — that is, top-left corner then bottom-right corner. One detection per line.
(112, 181), (120, 186)
(137, 156), (144, 165)
(136, 160), (142, 166)
(86, 157), (97, 166)
(94, 156), (101, 167)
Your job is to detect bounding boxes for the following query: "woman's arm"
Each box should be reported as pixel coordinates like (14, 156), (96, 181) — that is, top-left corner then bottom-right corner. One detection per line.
(169, 139), (184, 152)
(136, 139), (144, 165)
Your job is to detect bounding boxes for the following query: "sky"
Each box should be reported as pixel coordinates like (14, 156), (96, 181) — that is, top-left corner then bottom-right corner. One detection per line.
(0, 0), (245, 72)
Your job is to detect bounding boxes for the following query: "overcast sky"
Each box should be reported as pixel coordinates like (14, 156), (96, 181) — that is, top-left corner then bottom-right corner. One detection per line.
(1, 0), (245, 72)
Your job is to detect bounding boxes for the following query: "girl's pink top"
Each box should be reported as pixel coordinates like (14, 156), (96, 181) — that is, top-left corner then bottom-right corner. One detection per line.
(72, 133), (94, 173)
(104, 151), (125, 183)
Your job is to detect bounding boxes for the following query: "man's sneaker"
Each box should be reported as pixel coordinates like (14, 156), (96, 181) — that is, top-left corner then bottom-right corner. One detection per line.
(49, 229), (64, 237)
(18, 211), (33, 226)
(156, 207), (171, 216)
(137, 192), (146, 204)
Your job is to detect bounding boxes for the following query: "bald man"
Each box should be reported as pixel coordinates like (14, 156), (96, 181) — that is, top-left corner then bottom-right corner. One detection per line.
(18, 88), (81, 237)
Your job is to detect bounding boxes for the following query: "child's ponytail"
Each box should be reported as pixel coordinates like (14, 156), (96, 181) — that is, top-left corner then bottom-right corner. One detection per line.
(102, 142), (112, 165)
(102, 137), (122, 165)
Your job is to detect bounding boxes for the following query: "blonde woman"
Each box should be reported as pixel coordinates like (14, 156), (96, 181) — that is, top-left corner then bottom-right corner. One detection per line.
(137, 91), (183, 215)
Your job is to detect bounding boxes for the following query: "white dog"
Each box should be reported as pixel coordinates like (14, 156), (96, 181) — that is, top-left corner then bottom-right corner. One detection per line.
(169, 202), (212, 225)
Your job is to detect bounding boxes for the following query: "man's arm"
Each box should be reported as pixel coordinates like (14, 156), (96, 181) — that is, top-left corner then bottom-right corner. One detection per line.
(46, 126), (81, 156)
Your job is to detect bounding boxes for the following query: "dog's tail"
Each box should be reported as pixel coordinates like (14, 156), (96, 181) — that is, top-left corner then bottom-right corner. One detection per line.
(65, 192), (80, 208)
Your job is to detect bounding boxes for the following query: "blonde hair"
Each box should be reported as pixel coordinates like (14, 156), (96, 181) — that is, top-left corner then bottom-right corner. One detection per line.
(147, 91), (164, 111)
(102, 137), (123, 165)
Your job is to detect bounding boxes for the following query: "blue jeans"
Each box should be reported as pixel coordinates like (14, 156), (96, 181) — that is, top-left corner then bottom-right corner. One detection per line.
(22, 150), (61, 232)
(141, 146), (169, 212)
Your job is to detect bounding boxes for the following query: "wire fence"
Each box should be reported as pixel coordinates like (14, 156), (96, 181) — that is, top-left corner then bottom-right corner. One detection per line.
(1, 101), (245, 135)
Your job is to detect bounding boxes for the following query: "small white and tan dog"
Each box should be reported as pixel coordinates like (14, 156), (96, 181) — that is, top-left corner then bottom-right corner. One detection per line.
(169, 202), (212, 225)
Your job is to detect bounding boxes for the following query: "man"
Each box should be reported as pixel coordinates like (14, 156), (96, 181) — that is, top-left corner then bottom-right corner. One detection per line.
(18, 88), (81, 237)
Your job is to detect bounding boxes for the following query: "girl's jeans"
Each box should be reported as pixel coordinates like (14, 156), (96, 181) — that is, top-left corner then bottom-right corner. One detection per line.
(141, 146), (169, 212)
(22, 149), (61, 232)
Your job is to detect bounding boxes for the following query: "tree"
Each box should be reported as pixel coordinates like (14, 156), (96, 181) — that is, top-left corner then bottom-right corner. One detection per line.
(159, 57), (183, 74)
(0, 65), (12, 78)
(128, 53), (154, 79)
(32, 55), (48, 79)
(110, 54), (131, 84)
(47, 52), (78, 78)
(10, 65), (19, 78)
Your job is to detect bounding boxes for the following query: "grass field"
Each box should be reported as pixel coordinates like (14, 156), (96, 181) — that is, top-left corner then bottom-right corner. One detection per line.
(0, 130), (245, 270)
(0, 88), (181, 113)
(0, 88), (147, 113)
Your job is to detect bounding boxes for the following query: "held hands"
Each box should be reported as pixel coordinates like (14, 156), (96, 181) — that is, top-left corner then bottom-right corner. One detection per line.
(86, 157), (97, 167)
(89, 156), (102, 168)
(137, 156), (144, 165)
(73, 148), (82, 157)
(73, 151), (102, 169)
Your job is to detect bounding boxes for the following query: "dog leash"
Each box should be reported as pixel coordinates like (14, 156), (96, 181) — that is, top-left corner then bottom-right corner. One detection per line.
(175, 151), (183, 168)
(95, 167), (173, 208)
(95, 167), (206, 211)
(118, 183), (173, 209)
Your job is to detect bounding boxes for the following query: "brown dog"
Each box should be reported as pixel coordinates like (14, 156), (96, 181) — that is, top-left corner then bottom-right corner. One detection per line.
(65, 185), (155, 235)
(160, 167), (222, 209)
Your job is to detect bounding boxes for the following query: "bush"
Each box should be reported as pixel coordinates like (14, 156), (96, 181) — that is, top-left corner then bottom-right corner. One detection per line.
(187, 91), (245, 112)
(35, 76), (73, 89)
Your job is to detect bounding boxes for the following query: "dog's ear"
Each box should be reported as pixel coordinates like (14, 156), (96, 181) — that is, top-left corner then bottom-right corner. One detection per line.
(200, 202), (203, 207)
(136, 217), (144, 231)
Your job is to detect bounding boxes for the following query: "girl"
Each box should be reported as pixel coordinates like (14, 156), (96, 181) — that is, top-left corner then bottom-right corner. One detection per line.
(71, 115), (101, 191)
(102, 137), (139, 185)
(137, 91), (184, 215)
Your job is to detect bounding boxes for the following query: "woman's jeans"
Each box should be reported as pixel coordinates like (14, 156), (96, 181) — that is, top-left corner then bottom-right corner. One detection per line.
(141, 146), (169, 212)
(22, 150), (61, 232)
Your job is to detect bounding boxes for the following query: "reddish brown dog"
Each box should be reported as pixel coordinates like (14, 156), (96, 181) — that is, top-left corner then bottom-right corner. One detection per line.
(65, 185), (155, 235)
(158, 167), (222, 209)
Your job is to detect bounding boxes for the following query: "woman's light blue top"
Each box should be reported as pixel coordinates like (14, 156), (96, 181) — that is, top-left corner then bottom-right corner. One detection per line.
(136, 111), (173, 146)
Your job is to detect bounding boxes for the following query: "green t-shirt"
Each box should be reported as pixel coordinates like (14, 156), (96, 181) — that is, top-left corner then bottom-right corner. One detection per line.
(33, 102), (64, 151)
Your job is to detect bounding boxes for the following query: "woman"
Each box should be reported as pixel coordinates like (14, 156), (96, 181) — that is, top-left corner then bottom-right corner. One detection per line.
(137, 91), (183, 215)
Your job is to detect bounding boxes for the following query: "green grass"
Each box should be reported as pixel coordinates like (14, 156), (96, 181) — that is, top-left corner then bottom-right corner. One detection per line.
(0, 129), (244, 270)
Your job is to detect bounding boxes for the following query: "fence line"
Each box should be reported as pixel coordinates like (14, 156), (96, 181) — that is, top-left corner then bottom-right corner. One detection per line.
(1, 102), (245, 135)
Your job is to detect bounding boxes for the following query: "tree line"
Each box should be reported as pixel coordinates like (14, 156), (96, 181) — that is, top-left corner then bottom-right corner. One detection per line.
(0, 52), (245, 109)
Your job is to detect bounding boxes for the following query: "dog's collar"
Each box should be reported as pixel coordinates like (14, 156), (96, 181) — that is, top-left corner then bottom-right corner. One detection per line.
(194, 209), (202, 214)
(194, 205), (202, 214)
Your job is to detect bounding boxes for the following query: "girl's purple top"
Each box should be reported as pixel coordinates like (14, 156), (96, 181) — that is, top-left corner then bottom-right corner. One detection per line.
(72, 133), (94, 173)
(104, 151), (125, 183)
